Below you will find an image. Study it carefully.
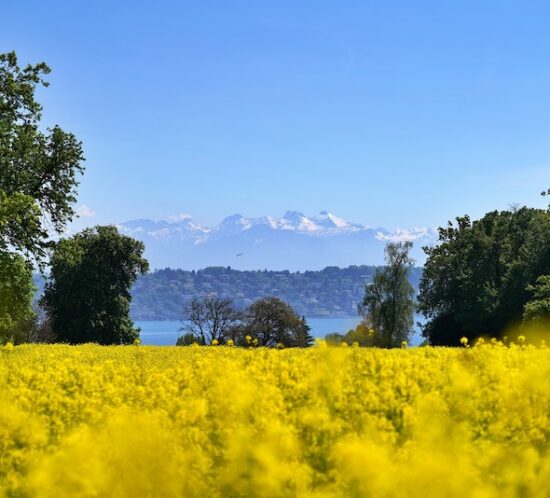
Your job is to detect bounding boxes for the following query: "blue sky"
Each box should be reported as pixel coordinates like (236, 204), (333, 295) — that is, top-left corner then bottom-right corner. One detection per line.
(3, 0), (550, 230)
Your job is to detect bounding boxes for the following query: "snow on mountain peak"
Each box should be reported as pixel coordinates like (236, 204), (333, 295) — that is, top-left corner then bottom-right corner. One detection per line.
(117, 211), (435, 269)
(314, 211), (350, 228)
(119, 211), (435, 242)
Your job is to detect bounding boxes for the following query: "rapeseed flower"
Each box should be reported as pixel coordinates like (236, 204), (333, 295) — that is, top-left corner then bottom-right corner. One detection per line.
(0, 343), (548, 497)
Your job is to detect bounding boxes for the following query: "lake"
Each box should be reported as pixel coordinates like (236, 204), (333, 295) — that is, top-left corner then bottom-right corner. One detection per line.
(137, 316), (424, 345)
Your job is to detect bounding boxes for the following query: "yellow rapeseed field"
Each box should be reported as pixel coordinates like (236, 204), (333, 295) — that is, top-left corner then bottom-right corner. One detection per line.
(1, 342), (550, 497)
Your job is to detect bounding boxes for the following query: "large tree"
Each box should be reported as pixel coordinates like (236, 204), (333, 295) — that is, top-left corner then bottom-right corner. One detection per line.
(0, 51), (84, 260)
(359, 242), (415, 348)
(0, 51), (84, 342)
(42, 226), (148, 344)
(418, 207), (550, 345)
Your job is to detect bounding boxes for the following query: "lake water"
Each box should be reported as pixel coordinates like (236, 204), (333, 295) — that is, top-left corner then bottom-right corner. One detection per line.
(137, 317), (424, 346)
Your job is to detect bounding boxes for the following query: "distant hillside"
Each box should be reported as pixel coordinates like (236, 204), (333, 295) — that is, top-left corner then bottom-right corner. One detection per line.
(118, 211), (435, 270)
(130, 265), (423, 320)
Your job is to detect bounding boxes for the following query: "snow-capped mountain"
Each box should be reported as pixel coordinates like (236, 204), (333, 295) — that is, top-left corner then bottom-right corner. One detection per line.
(118, 211), (436, 270)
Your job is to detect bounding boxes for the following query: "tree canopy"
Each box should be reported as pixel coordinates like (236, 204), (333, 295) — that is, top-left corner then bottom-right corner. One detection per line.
(42, 226), (148, 344)
(418, 207), (550, 345)
(0, 51), (84, 260)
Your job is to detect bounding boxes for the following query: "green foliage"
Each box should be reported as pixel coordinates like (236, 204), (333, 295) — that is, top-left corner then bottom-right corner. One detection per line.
(235, 296), (314, 348)
(359, 242), (415, 348)
(131, 265), (423, 320)
(0, 51), (84, 261)
(42, 226), (148, 344)
(0, 191), (42, 255)
(523, 275), (550, 325)
(418, 207), (550, 345)
(0, 251), (35, 344)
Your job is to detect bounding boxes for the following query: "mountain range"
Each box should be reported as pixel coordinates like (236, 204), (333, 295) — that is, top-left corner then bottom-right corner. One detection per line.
(118, 211), (437, 270)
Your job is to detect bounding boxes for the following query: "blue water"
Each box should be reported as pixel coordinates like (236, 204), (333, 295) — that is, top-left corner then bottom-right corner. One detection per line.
(136, 317), (424, 346)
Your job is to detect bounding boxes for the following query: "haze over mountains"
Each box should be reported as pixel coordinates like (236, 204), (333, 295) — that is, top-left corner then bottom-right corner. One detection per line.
(118, 211), (436, 271)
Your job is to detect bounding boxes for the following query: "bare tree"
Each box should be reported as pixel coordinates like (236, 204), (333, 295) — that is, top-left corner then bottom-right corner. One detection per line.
(181, 296), (241, 345)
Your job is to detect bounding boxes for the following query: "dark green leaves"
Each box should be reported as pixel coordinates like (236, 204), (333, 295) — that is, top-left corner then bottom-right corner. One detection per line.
(42, 226), (149, 344)
(418, 207), (550, 344)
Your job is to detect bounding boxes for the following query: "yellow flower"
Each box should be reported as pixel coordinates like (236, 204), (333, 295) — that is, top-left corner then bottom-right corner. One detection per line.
(226, 339), (234, 347)
(460, 337), (468, 346)
(211, 339), (219, 346)
(1, 339), (549, 497)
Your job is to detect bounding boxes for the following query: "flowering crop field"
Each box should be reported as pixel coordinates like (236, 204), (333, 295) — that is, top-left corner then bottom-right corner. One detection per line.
(1, 343), (550, 497)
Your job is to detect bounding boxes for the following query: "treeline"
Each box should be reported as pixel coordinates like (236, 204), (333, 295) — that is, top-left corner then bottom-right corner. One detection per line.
(130, 265), (423, 320)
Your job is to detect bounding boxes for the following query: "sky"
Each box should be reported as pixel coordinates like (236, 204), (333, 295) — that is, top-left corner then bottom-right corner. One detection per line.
(3, 0), (550, 231)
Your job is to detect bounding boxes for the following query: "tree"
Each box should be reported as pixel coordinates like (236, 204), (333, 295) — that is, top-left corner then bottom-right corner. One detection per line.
(0, 51), (84, 261)
(41, 226), (148, 344)
(418, 207), (550, 345)
(0, 252), (35, 344)
(236, 297), (313, 347)
(359, 242), (415, 348)
(0, 51), (84, 343)
(180, 296), (241, 345)
(523, 275), (550, 326)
